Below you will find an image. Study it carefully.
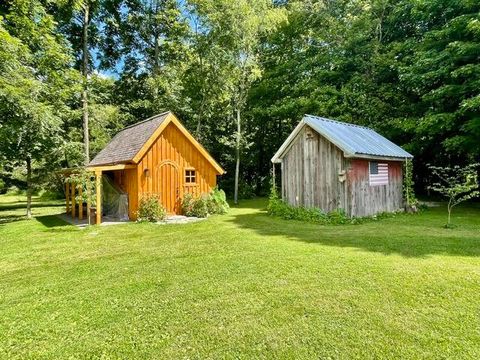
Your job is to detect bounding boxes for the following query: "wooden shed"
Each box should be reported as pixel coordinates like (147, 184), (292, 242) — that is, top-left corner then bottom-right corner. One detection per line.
(271, 115), (413, 217)
(65, 111), (225, 224)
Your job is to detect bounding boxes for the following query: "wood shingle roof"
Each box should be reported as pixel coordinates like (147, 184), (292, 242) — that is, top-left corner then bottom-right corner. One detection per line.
(89, 112), (170, 166)
(88, 111), (225, 174)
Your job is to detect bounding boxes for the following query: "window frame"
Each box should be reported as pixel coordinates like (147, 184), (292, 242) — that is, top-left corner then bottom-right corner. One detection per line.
(185, 168), (197, 184)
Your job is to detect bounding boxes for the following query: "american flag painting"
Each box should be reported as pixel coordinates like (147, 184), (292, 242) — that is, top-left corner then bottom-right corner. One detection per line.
(369, 162), (389, 186)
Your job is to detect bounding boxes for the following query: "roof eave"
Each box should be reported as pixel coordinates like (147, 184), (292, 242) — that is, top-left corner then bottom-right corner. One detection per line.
(344, 153), (413, 161)
(271, 120), (306, 163)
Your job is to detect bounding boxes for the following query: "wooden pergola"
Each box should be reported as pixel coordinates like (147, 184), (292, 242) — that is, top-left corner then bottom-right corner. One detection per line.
(64, 164), (135, 225)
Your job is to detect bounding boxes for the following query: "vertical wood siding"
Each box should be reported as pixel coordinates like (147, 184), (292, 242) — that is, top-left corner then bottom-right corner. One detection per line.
(113, 168), (138, 220)
(280, 125), (404, 217)
(282, 126), (347, 212)
(347, 160), (403, 217)
(133, 122), (218, 215)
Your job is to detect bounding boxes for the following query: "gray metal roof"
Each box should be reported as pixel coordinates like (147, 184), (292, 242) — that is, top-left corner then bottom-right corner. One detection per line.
(89, 111), (170, 166)
(272, 115), (413, 162)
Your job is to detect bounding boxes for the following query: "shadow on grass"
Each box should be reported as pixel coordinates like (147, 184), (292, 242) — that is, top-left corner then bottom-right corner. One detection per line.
(0, 214), (26, 225)
(229, 202), (480, 258)
(0, 202), (63, 211)
(35, 215), (72, 229)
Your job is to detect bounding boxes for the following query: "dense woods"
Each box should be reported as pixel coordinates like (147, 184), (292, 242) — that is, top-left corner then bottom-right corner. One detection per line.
(1, 0), (479, 199)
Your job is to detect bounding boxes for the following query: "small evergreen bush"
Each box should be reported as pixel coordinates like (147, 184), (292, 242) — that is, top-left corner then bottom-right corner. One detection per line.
(136, 194), (166, 222)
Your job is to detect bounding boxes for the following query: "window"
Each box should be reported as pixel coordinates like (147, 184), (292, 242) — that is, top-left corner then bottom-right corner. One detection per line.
(185, 169), (196, 183)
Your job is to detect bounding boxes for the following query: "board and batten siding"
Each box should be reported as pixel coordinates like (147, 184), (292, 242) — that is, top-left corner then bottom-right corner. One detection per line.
(280, 125), (404, 217)
(113, 168), (138, 220)
(281, 125), (348, 213)
(347, 159), (403, 217)
(135, 121), (218, 215)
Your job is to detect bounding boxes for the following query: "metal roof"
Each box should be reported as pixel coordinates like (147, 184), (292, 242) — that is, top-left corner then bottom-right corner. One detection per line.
(271, 115), (413, 163)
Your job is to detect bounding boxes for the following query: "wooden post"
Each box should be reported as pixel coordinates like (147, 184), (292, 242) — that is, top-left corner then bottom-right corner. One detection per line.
(65, 182), (70, 213)
(78, 186), (83, 220)
(95, 171), (102, 225)
(71, 183), (76, 218)
(86, 177), (91, 225)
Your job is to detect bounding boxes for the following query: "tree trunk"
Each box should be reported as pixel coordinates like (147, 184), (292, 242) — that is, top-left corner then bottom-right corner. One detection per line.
(447, 198), (453, 225)
(195, 53), (205, 137)
(82, 2), (90, 166)
(154, 34), (160, 75)
(26, 156), (32, 219)
(234, 108), (241, 205)
(196, 99), (205, 138)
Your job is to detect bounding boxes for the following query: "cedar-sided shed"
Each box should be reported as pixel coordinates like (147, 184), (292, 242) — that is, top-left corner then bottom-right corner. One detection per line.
(271, 115), (413, 217)
(65, 111), (225, 224)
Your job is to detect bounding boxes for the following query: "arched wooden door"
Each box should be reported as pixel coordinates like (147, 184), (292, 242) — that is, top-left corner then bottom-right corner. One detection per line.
(157, 161), (179, 214)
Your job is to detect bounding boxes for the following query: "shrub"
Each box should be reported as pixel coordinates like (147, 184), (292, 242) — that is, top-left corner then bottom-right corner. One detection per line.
(192, 194), (209, 218)
(208, 187), (229, 214)
(181, 193), (195, 216)
(181, 188), (229, 218)
(428, 163), (480, 227)
(182, 193), (208, 217)
(268, 197), (343, 224)
(267, 184), (411, 225)
(136, 194), (166, 222)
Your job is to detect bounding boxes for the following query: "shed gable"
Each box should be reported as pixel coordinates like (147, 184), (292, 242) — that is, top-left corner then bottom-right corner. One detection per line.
(281, 125), (348, 212)
(137, 121), (218, 200)
(89, 112), (224, 175)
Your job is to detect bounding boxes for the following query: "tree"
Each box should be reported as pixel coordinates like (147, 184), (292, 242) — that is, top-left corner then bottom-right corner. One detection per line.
(400, 1), (480, 160)
(0, 0), (77, 217)
(428, 164), (480, 227)
(99, 0), (190, 120)
(191, 0), (286, 204)
(53, 0), (105, 165)
(81, 1), (91, 165)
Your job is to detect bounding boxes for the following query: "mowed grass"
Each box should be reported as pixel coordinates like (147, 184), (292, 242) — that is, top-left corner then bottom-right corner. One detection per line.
(1, 195), (480, 359)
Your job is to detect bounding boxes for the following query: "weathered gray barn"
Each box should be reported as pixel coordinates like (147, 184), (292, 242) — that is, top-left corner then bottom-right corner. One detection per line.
(271, 115), (413, 217)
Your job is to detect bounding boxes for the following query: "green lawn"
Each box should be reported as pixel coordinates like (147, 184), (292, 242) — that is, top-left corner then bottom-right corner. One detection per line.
(1, 195), (479, 359)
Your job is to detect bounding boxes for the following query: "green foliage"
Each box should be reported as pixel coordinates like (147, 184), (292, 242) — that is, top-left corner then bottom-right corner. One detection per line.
(182, 193), (208, 218)
(207, 187), (230, 215)
(136, 194), (167, 222)
(268, 197), (349, 225)
(403, 159), (418, 209)
(65, 169), (96, 206)
(192, 194), (209, 218)
(268, 184), (349, 224)
(181, 188), (229, 218)
(268, 182), (413, 225)
(2, 0), (480, 202)
(428, 163), (480, 226)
